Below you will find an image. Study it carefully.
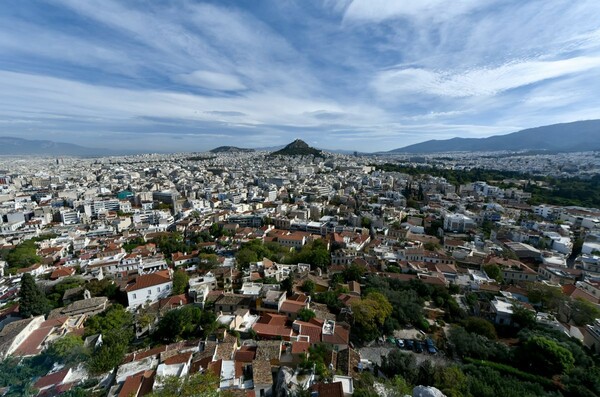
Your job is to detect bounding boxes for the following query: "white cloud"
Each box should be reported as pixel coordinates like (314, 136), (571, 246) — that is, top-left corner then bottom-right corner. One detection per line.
(342, 0), (487, 23)
(174, 70), (246, 91)
(373, 56), (600, 97)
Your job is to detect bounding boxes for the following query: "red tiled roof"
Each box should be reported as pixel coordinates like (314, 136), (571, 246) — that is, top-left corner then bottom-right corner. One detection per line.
(322, 325), (350, 346)
(257, 313), (288, 326)
(34, 368), (70, 390)
(234, 349), (256, 362)
(291, 341), (310, 354)
(311, 382), (344, 397)
(50, 266), (75, 280)
(125, 270), (171, 292)
(163, 352), (193, 365)
(252, 323), (293, 339)
(14, 327), (53, 356)
(280, 300), (307, 314)
(298, 323), (321, 343)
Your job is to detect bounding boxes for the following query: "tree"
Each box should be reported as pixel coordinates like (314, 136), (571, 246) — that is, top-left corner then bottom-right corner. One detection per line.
(564, 298), (600, 326)
(515, 335), (575, 376)
(386, 376), (412, 397)
(88, 342), (128, 375)
(5, 240), (41, 271)
(235, 248), (258, 269)
(434, 366), (469, 397)
(361, 217), (372, 228)
(527, 283), (565, 311)
(381, 350), (419, 383)
(154, 306), (216, 342)
(85, 304), (133, 375)
(482, 264), (503, 283)
(19, 273), (50, 317)
(424, 241), (441, 251)
(447, 326), (510, 362)
(351, 292), (392, 342)
(301, 280), (315, 295)
(462, 317), (497, 340)
(46, 334), (89, 365)
(281, 276), (294, 296)
(297, 308), (316, 322)
(342, 263), (366, 282)
(148, 372), (221, 397)
(511, 305), (536, 330)
(172, 270), (189, 295)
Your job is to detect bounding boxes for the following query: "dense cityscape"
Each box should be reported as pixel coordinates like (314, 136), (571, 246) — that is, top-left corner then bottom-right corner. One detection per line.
(0, 142), (599, 397)
(3, 0), (600, 396)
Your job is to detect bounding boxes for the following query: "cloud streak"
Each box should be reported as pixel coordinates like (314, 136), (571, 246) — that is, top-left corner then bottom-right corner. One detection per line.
(0, 0), (599, 151)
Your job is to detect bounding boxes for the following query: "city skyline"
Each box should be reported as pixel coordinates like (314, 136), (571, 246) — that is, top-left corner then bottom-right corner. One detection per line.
(2, 0), (600, 151)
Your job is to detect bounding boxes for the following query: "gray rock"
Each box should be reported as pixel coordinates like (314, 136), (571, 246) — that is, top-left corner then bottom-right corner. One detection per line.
(413, 386), (447, 397)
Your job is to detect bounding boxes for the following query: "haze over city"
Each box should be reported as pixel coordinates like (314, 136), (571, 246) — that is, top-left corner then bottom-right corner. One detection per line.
(2, 0), (600, 152)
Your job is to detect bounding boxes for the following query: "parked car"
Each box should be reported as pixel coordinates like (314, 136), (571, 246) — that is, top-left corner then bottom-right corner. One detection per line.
(425, 338), (435, 348)
(405, 339), (414, 350)
(396, 338), (405, 348)
(414, 341), (424, 353)
(427, 345), (438, 355)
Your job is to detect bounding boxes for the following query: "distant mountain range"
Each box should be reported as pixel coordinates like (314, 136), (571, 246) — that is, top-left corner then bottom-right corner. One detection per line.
(209, 146), (255, 153)
(0, 136), (128, 156)
(391, 120), (600, 153)
(271, 139), (323, 157)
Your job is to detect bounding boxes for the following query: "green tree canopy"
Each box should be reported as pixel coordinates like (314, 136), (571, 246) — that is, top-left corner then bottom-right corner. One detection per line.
(154, 305), (216, 343)
(46, 334), (89, 365)
(5, 240), (41, 271)
(565, 298), (600, 326)
(483, 264), (503, 283)
(463, 317), (497, 340)
(301, 280), (315, 295)
(85, 304), (134, 374)
(516, 335), (575, 376)
(172, 270), (190, 295)
(297, 308), (316, 322)
(351, 292), (393, 342)
(18, 273), (50, 317)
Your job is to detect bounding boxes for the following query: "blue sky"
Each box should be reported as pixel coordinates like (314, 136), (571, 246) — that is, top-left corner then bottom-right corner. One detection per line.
(1, 0), (600, 152)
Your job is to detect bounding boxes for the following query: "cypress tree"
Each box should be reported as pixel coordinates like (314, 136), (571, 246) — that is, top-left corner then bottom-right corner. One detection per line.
(18, 273), (50, 317)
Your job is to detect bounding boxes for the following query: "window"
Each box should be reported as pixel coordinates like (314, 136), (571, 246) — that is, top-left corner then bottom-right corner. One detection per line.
(133, 293), (137, 299)
(147, 289), (151, 295)
(157, 287), (160, 292)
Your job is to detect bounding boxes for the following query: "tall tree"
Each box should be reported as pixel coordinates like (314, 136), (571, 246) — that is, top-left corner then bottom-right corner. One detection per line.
(172, 270), (189, 295)
(18, 273), (50, 317)
(516, 335), (575, 376)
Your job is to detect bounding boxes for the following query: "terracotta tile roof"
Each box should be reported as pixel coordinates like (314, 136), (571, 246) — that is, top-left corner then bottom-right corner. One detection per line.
(563, 285), (600, 303)
(252, 323), (293, 339)
(125, 270), (171, 292)
(338, 293), (360, 307)
(208, 359), (222, 377)
(159, 294), (189, 310)
(257, 313), (288, 326)
(50, 266), (75, 280)
(34, 368), (70, 390)
(280, 300), (306, 314)
(298, 323), (321, 343)
(234, 349), (256, 363)
(311, 382), (344, 397)
(13, 326), (54, 356)
(291, 341), (310, 355)
(322, 324), (350, 346)
(163, 352), (193, 366)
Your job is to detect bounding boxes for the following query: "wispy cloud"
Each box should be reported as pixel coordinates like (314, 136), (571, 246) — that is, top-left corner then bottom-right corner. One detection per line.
(373, 56), (600, 98)
(0, 0), (599, 151)
(174, 71), (247, 91)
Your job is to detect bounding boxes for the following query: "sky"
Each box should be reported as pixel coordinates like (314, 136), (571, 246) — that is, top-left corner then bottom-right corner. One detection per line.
(1, 0), (600, 153)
